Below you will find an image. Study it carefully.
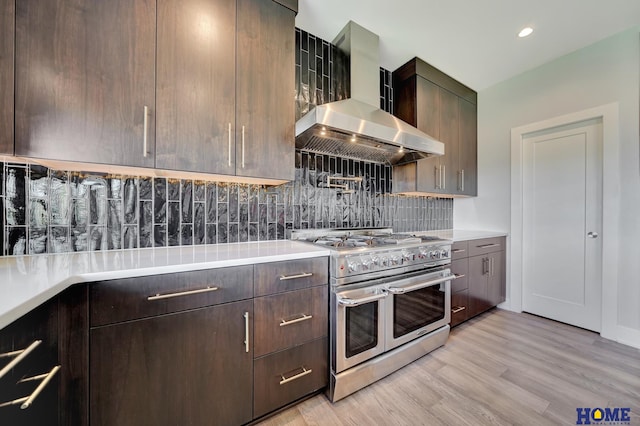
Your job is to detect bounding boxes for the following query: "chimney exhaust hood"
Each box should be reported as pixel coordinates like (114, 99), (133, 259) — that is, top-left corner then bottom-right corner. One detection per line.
(295, 21), (444, 165)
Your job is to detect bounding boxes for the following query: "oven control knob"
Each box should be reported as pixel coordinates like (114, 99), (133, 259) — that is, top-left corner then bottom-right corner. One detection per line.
(380, 256), (390, 266)
(347, 261), (360, 273)
(401, 250), (413, 262)
(370, 254), (380, 267)
(430, 251), (440, 259)
(418, 248), (428, 259)
(440, 249), (449, 258)
(390, 255), (400, 265)
(360, 255), (373, 270)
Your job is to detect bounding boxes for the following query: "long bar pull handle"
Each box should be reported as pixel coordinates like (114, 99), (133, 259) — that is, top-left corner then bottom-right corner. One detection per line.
(147, 286), (219, 301)
(452, 306), (466, 314)
(243, 312), (250, 353)
(435, 166), (440, 189)
(387, 274), (455, 295)
(482, 258), (488, 275)
(0, 340), (42, 380)
(490, 258), (494, 276)
(337, 291), (387, 307)
(452, 249), (466, 254)
(280, 367), (312, 385)
(454, 274), (466, 279)
(241, 126), (245, 168)
(461, 169), (465, 192)
(442, 165), (446, 190)
(280, 314), (313, 327)
(279, 272), (313, 281)
(477, 243), (500, 249)
(228, 123), (232, 167)
(0, 365), (61, 410)
(143, 106), (149, 158)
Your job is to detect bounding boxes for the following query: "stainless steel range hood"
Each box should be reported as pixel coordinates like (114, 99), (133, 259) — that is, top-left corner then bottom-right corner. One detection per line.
(295, 21), (444, 165)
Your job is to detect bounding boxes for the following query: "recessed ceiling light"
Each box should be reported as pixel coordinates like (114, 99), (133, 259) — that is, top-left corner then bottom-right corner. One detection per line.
(518, 27), (533, 38)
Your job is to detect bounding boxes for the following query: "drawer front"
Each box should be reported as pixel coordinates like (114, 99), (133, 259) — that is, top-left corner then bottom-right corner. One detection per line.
(451, 240), (469, 260)
(254, 257), (328, 297)
(468, 237), (505, 257)
(254, 286), (328, 357)
(450, 259), (469, 292)
(451, 289), (469, 327)
(254, 337), (328, 418)
(90, 266), (253, 327)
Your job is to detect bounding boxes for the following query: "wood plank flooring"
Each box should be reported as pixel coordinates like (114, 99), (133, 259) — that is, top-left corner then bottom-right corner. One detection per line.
(257, 309), (640, 426)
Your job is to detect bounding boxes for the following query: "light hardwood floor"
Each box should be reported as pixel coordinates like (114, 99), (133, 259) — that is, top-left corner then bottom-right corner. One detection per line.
(258, 309), (640, 426)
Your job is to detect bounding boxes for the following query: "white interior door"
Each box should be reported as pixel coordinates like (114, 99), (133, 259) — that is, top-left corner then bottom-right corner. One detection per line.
(522, 119), (602, 332)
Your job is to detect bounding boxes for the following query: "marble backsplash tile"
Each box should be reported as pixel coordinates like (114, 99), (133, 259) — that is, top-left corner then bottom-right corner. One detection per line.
(0, 156), (452, 256)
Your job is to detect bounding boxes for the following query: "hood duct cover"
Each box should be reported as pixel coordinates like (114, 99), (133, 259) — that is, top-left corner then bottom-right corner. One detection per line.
(295, 21), (444, 165)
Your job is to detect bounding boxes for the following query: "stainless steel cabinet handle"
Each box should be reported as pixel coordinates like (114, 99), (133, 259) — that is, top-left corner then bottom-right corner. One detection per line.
(243, 312), (250, 353)
(147, 286), (219, 301)
(387, 274), (455, 295)
(280, 314), (313, 327)
(461, 169), (465, 192)
(279, 367), (312, 385)
(337, 291), (387, 307)
(482, 258), (488, 275)
(477, 243), (500, 249)
(228, 123), (232, 167)
(0, 340), (42, 380)
(143, 106), (149, 158)
(434, 166), (440, 189)
(241, 125), (245, 168)
(452, 306), (466, 314)
(587, 232), (599, 239)
(442, 165), (446, 190)
(279, 272), (313, 281)
(454, 274), (466, 279)
(452, 249), (466, 253)
(491, 258), (495, 276)
(0, 365), (61, 410)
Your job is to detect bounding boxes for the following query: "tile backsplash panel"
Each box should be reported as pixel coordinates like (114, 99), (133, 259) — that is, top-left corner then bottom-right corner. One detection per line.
(0, 157), (452, 256)
(0, 28), (452, 256)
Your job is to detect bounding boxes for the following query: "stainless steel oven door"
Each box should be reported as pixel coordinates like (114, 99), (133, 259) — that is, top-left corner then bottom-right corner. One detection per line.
(384, 269), (452, 351)
(334, 285), (388, 373)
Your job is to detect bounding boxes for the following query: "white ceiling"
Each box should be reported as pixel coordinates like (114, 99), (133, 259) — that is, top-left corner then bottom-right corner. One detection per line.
(295, 0), (640, 90)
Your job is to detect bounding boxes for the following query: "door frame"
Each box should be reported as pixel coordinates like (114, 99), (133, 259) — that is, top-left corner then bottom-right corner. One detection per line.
(510, 103), (620, 342)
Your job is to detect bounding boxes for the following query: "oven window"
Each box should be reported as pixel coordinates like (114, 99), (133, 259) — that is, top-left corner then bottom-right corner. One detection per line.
(393, 285), (445, 338)
(345, 302), (378, 358)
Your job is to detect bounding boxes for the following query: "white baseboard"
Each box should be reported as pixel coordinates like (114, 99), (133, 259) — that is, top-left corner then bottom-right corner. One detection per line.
(614, 325), (640, 349)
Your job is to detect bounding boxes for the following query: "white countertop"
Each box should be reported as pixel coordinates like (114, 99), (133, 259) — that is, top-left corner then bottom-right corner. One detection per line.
(412, 229), (508, 242)
(0, 241), (330, 330)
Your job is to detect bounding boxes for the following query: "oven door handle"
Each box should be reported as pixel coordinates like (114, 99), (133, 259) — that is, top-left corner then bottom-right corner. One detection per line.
(387, 275), (455, 295)
(337, 291), (388, 307)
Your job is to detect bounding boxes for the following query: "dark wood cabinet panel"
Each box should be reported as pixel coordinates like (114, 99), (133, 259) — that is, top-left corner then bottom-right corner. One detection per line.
(254, 257), (328, 297)
(90, 300), (253, 426)
(450, 258), (468, 293)
(440, 88), (460, 193)
(156, 0), (237, 175)
(0, 0), (14, 154)
(415, 77), (440, 139)
(488, 250), (505, 307)
(236, 0), (295, 181)
(254, 337), (327, 419)
(459, 97), (478, 196)
(90, 265), (253, 326)
(451, 240), (469, 260)
(468, 237), (505, 257)
(15, 0), (156, 167)
(450, 289), (469, 327)
(0, 298), (59, 426)
(254, 286), (328, 357)
(468, 255), (491, 317)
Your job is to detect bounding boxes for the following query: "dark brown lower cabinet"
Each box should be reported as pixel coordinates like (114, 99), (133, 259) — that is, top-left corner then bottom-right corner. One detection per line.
(450, 289), (469, 327)
(90, 300), (253, 426)
(0, 299), (59, 426)
(254, 338), (327, 418)
(468, 249), (505, 318)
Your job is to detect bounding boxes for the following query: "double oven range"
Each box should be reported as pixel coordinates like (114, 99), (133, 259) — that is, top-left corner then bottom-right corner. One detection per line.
(291, 228), (455, 402)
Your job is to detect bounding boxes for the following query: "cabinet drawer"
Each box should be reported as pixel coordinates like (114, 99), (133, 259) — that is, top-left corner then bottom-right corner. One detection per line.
(451, 241), (469, 260)
(254, 286), (328, 357)
(451, 289), (469, 327)
(254, 257), (328, 297)
(468, 237), (505, 257)
(90, 266), (253, 327)
(450, 259), (468, 292)
(254, 338), (328, 419)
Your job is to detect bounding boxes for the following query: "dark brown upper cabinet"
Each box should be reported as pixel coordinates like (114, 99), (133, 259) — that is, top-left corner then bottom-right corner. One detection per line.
(392, 58), (477, 197)
(0, 0), (14, 155)
(14, 0), (156, 168)
(156, 0), (296, 181)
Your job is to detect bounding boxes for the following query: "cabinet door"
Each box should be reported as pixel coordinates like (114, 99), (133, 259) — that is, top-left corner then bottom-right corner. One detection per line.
(236, 0), (295, 181)
(90, 300), (253, 426)
(414, 77), (440, 193)
(468, 255), (490, 318)
(488, 251), (505, 306)
(156, 0), (237, 175)
(439, 88), (460, 193)
(0, 0), (13, 154)
(0, 299), (59, 426)
(450, 289), (468, 327)
(15, 0), (156, 167)
(458, 97), (477, 196)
